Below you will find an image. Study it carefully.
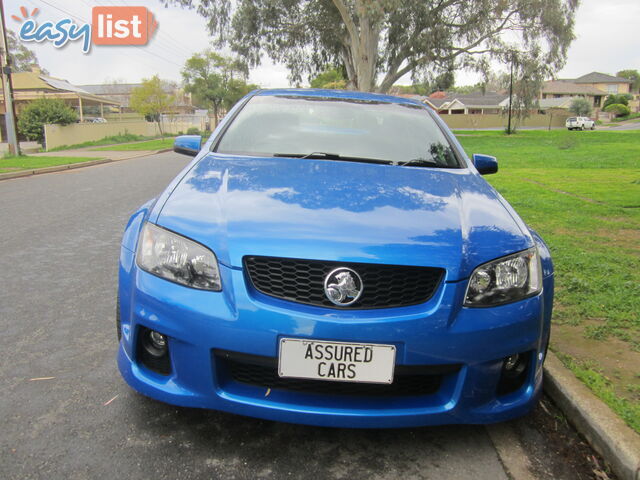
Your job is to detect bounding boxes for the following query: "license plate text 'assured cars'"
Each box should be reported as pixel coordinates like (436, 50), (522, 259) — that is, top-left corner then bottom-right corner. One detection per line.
(278, 339), (396, 384)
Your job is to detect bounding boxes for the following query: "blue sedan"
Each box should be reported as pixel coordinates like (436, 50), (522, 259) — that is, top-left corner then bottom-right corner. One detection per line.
(117, 89), (554, 428)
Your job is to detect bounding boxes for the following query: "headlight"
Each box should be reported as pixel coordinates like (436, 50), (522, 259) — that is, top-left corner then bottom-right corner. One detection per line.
(136, 223), (222, 291)
(464, 247), (542, 307)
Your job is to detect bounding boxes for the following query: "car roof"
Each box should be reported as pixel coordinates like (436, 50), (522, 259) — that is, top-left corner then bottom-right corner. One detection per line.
(252, 88), (426, 107)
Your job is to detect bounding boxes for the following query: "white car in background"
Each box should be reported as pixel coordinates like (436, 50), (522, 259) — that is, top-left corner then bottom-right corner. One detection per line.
(566, 117), (595, 130)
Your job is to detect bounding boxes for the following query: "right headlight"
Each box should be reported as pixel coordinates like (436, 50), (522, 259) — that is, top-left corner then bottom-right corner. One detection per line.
(464, 247), (542, 307)
(136, 222), (222, 291)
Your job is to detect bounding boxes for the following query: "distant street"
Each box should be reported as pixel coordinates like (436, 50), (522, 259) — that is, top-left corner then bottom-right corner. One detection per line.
(606, 121), (640, 130)
(0, 153), (601, 480)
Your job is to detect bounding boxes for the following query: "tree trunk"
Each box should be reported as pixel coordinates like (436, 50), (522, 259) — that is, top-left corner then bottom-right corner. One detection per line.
(342, 47), (357, 90)
(213, 103), (220, 128)
(332, 0), (380, 92)
(157, 116), (164, 139)
(353, 2), (379, 92)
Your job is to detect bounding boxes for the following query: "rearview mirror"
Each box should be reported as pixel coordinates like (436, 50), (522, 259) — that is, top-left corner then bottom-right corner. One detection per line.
(173, 135), (202, 157)
(472, 154), (498, 175)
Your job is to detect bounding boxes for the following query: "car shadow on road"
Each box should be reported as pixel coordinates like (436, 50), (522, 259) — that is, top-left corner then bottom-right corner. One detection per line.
(122, 390), (504, 480)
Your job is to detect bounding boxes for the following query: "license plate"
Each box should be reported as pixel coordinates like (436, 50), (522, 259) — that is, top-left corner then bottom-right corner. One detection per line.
(278, 338), (396, 384)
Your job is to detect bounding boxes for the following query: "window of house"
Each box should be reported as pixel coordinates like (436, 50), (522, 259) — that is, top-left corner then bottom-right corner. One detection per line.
(607, 84), (619, 94)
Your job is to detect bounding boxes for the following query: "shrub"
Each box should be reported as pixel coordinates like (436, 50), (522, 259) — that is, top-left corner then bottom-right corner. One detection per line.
(610, 112), (640, 122)
(18, 98), (77, 146)
(603, 94), (632, 108)
(569, 97), (592, 116)
(186, 127), (201, 135)
(604, 103), (631, 117)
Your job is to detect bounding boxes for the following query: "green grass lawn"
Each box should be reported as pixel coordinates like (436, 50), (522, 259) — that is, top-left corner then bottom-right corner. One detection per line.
(91, 137), (176, 151)
(455, 129), (640, 432)
(49, 133), (153, 151)
(0, 155), (101, 173)
(608, 113), (640, 123)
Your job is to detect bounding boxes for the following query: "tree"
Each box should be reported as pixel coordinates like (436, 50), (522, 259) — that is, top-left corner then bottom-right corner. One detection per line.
(164, 0), (578, 93)
(604, 103), (630, 118)
(130, 75), (174, 136)
(569, 98), (593, 117)
(616, 69), (639, 92)
(310, 67), (347, 89)
(389, 84), (428, 95)
(603, 94), (632, 108)
(6, 30), (47, 73)
(17, 98), (77, 147)
(427, 71), (456, 93)
(502, 55), (547, 132)
(182, 51), (257, 126)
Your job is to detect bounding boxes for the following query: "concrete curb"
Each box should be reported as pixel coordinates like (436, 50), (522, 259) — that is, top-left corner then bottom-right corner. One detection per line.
(544, 352), (640, 480)
(0, 148), (173, 182)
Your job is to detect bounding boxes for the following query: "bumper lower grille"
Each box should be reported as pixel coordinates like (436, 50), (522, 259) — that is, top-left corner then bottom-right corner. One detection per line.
(244, 256), (444, 309)
(215, 350), (459, 398)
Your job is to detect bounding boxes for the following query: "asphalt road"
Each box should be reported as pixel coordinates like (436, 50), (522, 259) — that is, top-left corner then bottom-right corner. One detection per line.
(606, 121), (640, 130)
(0, 153), (600, 480)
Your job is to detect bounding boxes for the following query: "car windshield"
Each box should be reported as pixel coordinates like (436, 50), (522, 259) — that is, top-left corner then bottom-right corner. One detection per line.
(215, 95), (462, 168)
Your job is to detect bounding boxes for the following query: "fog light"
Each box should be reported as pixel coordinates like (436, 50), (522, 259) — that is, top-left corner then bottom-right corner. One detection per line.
(143, 329), (168, 357)
(504, 354), (519, 371)
(137, 326), (171, 375)
(150, 330), (167, 348)
(497, 352), (530, 396)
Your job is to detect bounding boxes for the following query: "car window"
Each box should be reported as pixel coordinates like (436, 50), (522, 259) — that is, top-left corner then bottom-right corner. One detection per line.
(215, 95), (463, 168)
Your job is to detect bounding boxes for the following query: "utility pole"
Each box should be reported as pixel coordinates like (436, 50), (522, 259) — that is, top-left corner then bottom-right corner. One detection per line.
(0, 0), (20, 155)
(507, 52), (514, 135)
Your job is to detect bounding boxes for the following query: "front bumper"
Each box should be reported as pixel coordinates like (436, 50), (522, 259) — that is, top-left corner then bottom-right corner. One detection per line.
(117, 247), (552, 428)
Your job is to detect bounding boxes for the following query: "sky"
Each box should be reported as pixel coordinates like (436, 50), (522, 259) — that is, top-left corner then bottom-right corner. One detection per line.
(5, 0), (640, 88)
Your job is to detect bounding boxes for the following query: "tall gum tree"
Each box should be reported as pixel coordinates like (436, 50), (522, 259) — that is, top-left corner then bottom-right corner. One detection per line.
(164, 0), (579, 93)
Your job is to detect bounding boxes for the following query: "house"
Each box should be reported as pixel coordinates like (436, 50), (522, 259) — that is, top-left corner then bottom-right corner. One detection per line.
(79, 82), (194, 114)
(423, 92), (508, 114)
(538, 97), (581, 110)
(573, 72), (632, 95)
(0, 66), (121, 133)
(540, 72), (634, 110)
(540, 80), (606, 108)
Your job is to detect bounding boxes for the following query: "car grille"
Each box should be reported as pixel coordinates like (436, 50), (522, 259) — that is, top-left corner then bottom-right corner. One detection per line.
(215, 350), (460, 397)
(244, 256), (444, 309)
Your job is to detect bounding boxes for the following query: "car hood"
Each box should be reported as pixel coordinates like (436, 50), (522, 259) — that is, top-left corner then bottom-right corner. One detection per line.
(154, 153), (532, 280)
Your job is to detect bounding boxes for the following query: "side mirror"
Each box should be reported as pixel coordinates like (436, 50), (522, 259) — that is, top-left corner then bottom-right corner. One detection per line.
(173, 135), (202, 157)
(472, 154), (498, 175)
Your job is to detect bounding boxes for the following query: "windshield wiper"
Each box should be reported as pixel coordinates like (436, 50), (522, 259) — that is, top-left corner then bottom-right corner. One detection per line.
(397, 158), (448, 168)
(274, 151), (340, 159)
(273, 152), (390, 164)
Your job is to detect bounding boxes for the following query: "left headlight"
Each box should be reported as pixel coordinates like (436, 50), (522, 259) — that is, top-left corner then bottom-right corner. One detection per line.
(464, 247), (542, 307)
(136, 222), (222, 291)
